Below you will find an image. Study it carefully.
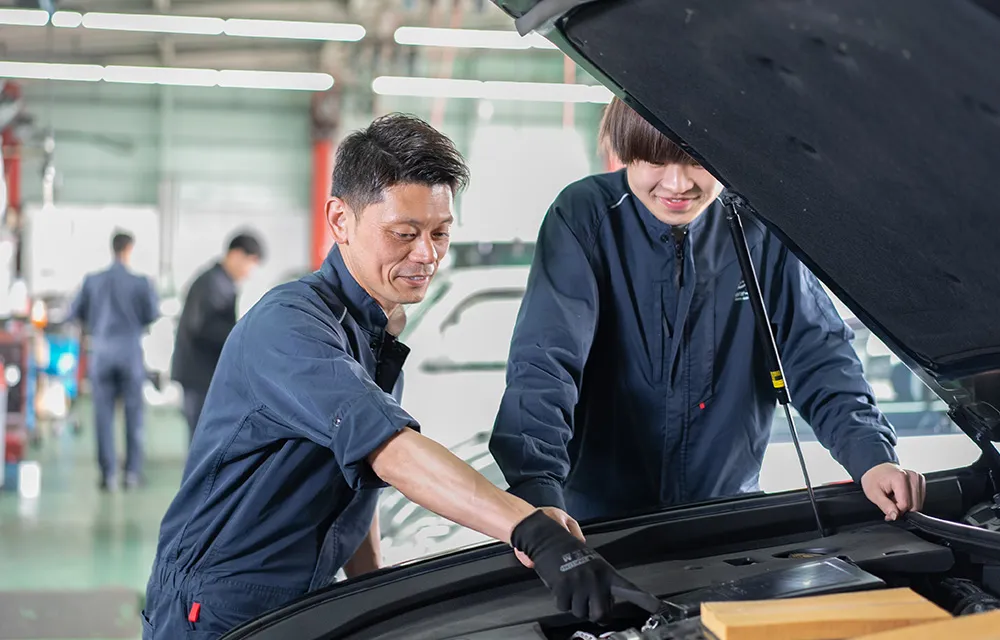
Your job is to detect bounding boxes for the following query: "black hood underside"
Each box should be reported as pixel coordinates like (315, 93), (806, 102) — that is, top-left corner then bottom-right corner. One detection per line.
(501, 0), (1000, 380)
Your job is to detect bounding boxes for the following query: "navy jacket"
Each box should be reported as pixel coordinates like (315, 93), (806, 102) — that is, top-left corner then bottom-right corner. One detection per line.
(171, 263), (239, 392)
(70, 261), (159, 356)
(145, 248), (414, 635)
(490, 170), (898, 522)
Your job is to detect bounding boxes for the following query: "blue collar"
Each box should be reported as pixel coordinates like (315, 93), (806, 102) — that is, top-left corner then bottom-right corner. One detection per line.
(319, 246), (388, 334)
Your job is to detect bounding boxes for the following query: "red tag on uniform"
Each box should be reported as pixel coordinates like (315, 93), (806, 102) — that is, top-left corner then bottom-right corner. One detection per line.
(699, 402), (706, 410)
(188, 602), (201, 623)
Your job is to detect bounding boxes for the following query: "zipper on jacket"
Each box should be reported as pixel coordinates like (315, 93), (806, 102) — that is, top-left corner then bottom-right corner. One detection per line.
(672, 226), (688, 287)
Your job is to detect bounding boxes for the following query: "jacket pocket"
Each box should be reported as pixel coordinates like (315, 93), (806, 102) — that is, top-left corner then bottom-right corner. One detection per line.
(140, 610), (154, 639)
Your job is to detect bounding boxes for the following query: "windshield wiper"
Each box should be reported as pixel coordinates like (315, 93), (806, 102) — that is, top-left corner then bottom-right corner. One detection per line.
(721, 191), (826, 538)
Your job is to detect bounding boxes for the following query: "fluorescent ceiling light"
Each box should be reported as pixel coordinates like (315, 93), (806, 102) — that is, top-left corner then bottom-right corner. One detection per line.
(372, 76), (612, 103)
(223, 18), (364, 42)
(481, 80), (611, 103)
(51, 11), (84, 29)
(0, 61), (103, 83)
(372, 76), (484, 99)
(394, 26), (557, 50)
(104, 65), (219, 86)
(82, 12), (224, 35)
(0, 8), (50, 27)
(0, 9), (367, 43)
(218, 69), (334, 91)
(0, 60), (333, 91)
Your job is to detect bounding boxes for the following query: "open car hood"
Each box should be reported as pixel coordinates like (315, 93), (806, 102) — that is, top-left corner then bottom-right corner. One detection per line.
(499, 0), (1000, 430)
(221, 4), (1000, 639)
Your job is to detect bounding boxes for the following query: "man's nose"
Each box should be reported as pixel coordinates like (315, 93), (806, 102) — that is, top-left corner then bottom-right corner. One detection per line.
(410, 234), (438, 264)
(659, 164), (695, 193)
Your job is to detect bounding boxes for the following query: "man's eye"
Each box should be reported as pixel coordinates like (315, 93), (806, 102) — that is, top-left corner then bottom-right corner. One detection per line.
(433, 232), (450, 239)
(395, 232), (416, 240)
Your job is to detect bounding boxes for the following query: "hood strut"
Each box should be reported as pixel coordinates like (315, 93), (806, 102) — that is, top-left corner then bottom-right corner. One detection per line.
(722, 191), (826, 538)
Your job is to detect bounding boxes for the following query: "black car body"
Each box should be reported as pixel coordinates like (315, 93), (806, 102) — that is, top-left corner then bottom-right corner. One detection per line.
(224, 1), (1000, 638)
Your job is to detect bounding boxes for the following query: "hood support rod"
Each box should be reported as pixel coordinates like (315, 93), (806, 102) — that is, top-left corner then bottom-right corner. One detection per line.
(721, 191), (826, 538)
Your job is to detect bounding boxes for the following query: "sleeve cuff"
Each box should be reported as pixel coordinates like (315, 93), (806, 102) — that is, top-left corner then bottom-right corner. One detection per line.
(332, 391), (420, 491)
(509, 478), (566, 512)
(843, 438), (899, 483)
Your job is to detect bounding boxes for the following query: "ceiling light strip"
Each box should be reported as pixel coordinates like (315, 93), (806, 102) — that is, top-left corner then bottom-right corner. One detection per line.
(0, 9), (365, 42)
(223, 18), (365, 42)
(372, 76), (612, 104)
(82, 12), (225, 35)
(393, 26), (557, 50)
(0, 61), (333, 91)
(0, 8), (50, 27)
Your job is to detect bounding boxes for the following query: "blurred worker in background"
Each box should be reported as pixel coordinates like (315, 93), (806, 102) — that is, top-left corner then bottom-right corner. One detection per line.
(70, 231), (160, 491)
(170, 233), (263, 441)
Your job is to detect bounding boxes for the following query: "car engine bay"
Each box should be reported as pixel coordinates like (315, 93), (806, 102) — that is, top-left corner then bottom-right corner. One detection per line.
(449, 501), (1000, 640)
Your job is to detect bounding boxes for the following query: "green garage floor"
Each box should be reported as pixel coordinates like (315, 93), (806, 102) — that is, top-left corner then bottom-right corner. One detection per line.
(0, 399), (189, 640)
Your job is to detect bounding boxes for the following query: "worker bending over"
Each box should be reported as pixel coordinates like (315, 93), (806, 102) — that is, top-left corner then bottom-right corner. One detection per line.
(491, 98), (926, 532)
(142, 114), (633, 639)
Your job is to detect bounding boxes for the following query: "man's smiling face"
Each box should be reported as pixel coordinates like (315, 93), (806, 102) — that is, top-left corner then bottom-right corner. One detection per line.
(329, 183), (454, 314)
(627, 160), (723, 226)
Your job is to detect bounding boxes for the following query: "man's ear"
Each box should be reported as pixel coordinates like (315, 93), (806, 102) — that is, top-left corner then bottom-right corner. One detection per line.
(326, 197), (352, 244)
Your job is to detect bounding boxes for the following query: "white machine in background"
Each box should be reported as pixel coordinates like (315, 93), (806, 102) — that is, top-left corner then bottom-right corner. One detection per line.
(22, 203), (161, 297)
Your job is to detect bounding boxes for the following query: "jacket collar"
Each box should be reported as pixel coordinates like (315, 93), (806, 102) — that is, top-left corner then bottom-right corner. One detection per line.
(319, 245), (388, 334)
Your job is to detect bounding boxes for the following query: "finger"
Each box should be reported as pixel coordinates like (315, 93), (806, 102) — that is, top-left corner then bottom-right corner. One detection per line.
(566, 517), (585, 542)
(572, 590), (590, 621)
(556, 587), (573, 614)
(865, 484), (900, 520)
(610, 574), (662, 614)
(591, 588), (614, 623)
(910, 473), (926, 512)
(515, 549), (534, 569)
(891, 473), (913, 513)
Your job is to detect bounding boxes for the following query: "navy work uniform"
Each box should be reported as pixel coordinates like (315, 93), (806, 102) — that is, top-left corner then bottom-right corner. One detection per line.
(142, 247), (414, 639)
(490, 170), (899, 522)
(70, 260), (159, 486)
(171, 262), (239, 441)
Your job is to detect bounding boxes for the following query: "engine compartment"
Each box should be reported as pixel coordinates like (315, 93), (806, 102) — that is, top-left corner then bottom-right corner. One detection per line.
(487, 505), (1000, 640)
(223, 469), (1000, 640)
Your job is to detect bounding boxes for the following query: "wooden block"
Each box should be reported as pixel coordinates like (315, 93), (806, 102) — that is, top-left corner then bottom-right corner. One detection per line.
(700, 587), (951, 640)
(851, 609), (1000, 639)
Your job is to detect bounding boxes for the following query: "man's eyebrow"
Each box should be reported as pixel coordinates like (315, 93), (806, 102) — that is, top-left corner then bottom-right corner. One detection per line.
(393, 216), (455, 226)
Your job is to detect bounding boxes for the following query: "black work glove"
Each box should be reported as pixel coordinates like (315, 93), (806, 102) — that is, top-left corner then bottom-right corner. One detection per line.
(512, 510), (655, 622)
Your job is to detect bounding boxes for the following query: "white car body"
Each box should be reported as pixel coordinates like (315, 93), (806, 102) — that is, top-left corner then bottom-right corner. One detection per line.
(398, 266), (531, 449)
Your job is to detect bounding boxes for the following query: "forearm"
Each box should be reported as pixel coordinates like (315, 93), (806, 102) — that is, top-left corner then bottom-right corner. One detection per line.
(343, 510), (381, 578)
(369, 428), (535, 544)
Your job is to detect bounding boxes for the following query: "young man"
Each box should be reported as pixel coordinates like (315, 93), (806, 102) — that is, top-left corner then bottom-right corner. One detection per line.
(142, 114), (634, 639)
(490, 98), (926, 529)
(70, 232), (160, 491)
(171, 232), (264, 440)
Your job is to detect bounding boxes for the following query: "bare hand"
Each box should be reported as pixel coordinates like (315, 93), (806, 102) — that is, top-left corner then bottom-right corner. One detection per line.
(515, 507), (584, 569)
(861, 463), (926, 521)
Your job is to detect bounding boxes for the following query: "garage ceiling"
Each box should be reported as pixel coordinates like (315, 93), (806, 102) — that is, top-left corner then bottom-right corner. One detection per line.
(0, 0), (531, 85)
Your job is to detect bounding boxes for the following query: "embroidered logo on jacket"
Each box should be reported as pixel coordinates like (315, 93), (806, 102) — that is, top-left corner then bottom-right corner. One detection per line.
(734, 280), (750, 302)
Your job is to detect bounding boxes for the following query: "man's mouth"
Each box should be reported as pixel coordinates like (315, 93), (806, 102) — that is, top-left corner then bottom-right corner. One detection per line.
(657, 195), (698, 212)
(398, 274), (433, 286)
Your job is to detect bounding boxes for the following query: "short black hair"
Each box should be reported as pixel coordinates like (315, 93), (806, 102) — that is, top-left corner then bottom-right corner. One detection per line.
(112, 232), (134, 255)
(228, 233), (263, 260)
(600, 97), (698, 166)
(331, 113), (470, 215)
